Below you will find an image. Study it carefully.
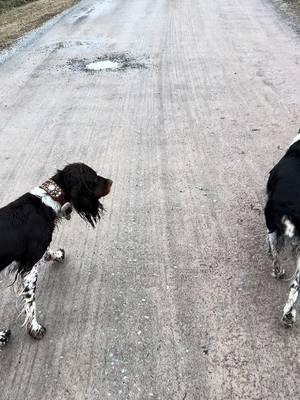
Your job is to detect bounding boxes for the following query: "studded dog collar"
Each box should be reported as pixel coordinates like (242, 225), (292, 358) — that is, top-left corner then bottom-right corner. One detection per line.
(39, 179), (66, 206)
(31, 179), (72, 220)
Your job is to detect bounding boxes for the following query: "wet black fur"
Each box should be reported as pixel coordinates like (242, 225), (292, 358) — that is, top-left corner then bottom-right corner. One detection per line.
(265, 132), (300, 236)
(0, 163), (111, 275)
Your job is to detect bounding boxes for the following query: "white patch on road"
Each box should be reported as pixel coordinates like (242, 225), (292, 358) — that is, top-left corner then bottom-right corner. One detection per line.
(90, 0), (115, 18)
(86, 60), (120, 71)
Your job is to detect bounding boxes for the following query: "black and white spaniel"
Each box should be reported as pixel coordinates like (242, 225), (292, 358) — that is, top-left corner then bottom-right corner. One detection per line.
(0, 163), (112, 346)
(265, 129), (300, 326)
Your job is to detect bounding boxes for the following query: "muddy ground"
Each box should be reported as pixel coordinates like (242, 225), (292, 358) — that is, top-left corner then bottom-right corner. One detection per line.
(0, 0), (299, 399)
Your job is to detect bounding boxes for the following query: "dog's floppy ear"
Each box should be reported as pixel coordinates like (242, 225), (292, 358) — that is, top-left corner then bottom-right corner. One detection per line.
(55, 163), (109, 227)
(70, 186), (80, 201)
(70, 185), (103, 228)
(70, 186), (90, 211)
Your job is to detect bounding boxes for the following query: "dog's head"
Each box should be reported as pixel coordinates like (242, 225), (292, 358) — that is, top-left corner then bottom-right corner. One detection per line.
(55, 163), (112, 227)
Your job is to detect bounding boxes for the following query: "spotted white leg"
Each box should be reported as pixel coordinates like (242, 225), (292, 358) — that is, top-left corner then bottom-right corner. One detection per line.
(0, 329), (11, 347)
(282, 255), (300, 327)
(267, 231), (285, 279)
(20, 262), (46, 339)
(44, 248), (65, 263)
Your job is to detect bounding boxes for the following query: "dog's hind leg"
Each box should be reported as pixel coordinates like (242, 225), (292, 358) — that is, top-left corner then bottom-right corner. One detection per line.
(0, 329), (11, 347)
(282, 249), (300, 327)
(44, 248), (65, 263)
(267, 231), (285, 278)
(20, 261), (46, 339)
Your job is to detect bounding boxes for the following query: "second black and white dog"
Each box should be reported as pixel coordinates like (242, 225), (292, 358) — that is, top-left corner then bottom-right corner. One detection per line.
(0, 163), (112, 346)
(265, 129), (300, 326)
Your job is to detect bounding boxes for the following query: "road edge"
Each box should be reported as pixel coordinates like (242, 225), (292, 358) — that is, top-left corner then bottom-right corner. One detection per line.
(0, 0), (83, 65)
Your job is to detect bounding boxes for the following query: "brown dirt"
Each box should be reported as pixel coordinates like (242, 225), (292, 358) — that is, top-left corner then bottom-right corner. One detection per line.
(0, 0), (79, 49)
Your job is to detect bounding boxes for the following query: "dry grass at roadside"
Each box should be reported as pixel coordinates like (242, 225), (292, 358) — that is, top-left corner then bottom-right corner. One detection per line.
(273, 0), (300, 18)
(0, 1), (38, 13)
(0, 0), (79, 49)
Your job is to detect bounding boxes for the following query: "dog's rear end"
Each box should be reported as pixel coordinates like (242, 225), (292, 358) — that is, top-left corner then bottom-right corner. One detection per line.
(265, 130), (300, 326)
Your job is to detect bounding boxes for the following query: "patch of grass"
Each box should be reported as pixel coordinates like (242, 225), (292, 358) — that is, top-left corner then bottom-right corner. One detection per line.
(0, 0), (79, 49)
(0, 0), (38, 13)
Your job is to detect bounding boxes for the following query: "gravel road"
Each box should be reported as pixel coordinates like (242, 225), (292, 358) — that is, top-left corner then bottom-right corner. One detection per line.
(0, 0), (300, 399)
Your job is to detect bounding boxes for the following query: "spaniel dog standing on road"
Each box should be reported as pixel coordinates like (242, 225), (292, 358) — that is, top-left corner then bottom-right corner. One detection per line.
(265, 130), (300, 326)
(0, 163), (112, 346)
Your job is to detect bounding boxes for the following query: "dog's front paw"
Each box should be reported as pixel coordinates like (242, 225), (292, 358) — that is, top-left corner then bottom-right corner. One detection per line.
(0, 329), (11, 347)
(45, 248), (65, 263)
(27, 323), (46, 340)
(53, 248), (65, 262)
(272, 268), (286, 279)
(282, 306), (296, 327)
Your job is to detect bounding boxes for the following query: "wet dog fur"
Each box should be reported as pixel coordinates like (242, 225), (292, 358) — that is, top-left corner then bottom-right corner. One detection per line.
(0, 163), (112, 346)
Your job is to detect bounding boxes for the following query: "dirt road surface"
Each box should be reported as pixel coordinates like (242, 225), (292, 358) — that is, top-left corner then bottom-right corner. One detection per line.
(0, 0), (300, 399)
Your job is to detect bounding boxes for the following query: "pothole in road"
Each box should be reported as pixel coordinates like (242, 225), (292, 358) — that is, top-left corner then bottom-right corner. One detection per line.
(67, 52), (149, 73)
(86, 60), (120, 71)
